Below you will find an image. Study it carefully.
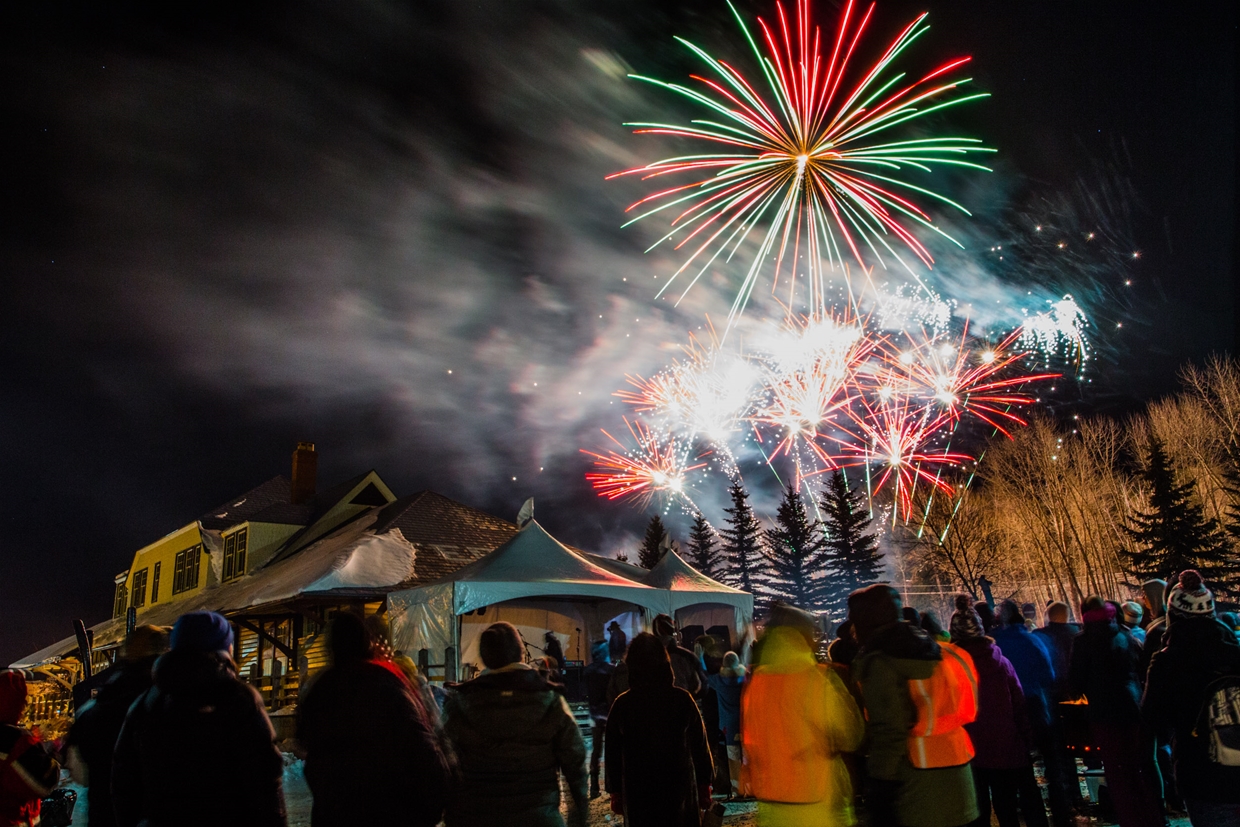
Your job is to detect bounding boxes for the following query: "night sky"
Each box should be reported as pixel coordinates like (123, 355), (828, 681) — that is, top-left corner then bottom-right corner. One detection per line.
(0, 0), (1234, 666)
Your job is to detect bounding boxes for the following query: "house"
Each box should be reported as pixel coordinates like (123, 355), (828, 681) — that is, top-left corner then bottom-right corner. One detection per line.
(12, 443), (519, 723)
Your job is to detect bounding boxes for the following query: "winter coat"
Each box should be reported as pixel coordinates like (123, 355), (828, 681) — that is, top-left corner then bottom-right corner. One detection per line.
(583, 661), (615, 720)
(605, 679), (712, 827)
(297, 659), (447, 827)
(705, 673), (743, 746)
(991, 624), (1056, 730)
(67, 656), (158, 827)
(1142, 615), (1240, 803)
(111, 650), (285, 827)
(441, 663), (587, 827)
(852, 623), (978, 827)
(0, 674), (58, 827)
(1138, 616), (1167, 679)
(607, 661), (629, 706)
(1068, 619), (1143, 724)
(742, 627), (863, 827)
(956, 637), (1032, 769)
(1034, 622), (1078, 701)
(664, 640), (706, 698)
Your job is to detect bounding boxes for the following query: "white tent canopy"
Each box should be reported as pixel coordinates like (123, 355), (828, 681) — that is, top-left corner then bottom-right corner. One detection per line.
(388, 520), (753, 678)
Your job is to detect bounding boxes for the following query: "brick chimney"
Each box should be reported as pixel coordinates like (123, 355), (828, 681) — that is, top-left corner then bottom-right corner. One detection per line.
(291, 442), (318, 505)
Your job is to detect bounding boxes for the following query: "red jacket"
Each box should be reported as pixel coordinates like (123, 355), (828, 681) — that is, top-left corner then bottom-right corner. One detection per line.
(0, 672), (59, 827)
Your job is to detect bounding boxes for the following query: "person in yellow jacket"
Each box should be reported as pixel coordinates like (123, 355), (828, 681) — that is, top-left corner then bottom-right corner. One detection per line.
(743, 603), (865, 827)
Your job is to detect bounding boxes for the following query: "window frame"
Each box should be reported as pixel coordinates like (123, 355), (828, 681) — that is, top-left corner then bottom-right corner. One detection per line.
(130, 568), (148, 609)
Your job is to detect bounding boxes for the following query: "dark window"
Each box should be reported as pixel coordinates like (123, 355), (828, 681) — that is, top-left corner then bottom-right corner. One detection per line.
(350, 482), (388, 506)
(131, 568), (148, 609)
(186, 545), (201, 590)
(151, 561), (161, 603)
(173, 546), (202, 595)
(113, 582), (128, 619)
(223, 533), (236, 581)
(223, 529), (249, 582)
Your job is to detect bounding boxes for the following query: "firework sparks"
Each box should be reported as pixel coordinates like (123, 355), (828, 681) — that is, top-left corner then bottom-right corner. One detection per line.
(881, 327), (1059, 436)
(612, 0), (994, 326)
(581, 418), (709, 507)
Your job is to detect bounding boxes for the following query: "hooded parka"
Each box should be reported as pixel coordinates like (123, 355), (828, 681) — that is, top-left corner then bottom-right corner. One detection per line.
(743, 626), (864, 826)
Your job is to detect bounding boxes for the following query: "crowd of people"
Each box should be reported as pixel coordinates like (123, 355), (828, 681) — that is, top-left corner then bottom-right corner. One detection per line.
(2, 569), (1240, 826)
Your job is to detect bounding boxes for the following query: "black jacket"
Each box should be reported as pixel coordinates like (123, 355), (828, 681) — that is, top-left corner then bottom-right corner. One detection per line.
(68, 657), (158, 827)
(298, 660), (447, 827)
(1142, 615), (1240, 803)
(441, 665), (587, 827)
(1068, 619), (1143, 724)
(1034, 622), (1078, 701)
(605, 683), (712, 827)
(111, 650), (285, 827)
(583, 661), (615, 719)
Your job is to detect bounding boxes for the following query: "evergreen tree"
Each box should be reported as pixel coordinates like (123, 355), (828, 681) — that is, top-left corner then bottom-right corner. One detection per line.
(763, 483), (830, 611)
(685, 512), (723, 579)
(1125, 435), (1234, 590)
(638, 514), (669, 570)
(719, 480), (768, 601)
(820, 470), (883, 619)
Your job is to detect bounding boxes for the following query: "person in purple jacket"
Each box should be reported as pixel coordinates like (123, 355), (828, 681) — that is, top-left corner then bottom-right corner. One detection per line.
(950, 598), (1047, 827)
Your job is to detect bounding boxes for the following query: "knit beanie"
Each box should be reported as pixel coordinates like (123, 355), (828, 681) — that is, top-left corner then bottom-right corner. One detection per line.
(949, 594), (985, 640)
(1167, 570), (1215, 617)
(170, 612), (234, 654)
(479, 621), (525, 669)
(1120, 601), (1144, 626)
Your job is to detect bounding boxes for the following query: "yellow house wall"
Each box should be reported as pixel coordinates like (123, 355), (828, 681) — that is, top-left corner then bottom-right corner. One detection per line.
(122, 522), (207, 614)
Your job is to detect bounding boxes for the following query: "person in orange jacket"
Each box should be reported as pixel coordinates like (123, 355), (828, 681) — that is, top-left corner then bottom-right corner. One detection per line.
(742, 603), (864, 826)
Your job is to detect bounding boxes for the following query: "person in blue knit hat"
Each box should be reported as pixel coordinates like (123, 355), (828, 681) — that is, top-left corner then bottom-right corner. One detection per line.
(111, 612), (286, 827)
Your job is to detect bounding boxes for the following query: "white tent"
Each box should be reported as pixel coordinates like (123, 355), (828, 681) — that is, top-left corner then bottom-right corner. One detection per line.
(642, 549), (752, 642)
(388, 520), (753, 679)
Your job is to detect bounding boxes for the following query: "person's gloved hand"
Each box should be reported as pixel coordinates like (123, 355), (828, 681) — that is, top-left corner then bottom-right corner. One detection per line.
(610, 792), (624, 815)
(698, 783), (713, 809)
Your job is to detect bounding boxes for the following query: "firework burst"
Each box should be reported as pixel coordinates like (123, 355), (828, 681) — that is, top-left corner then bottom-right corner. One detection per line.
(581, 418), (709, 508)
(612, 0), (994, 327)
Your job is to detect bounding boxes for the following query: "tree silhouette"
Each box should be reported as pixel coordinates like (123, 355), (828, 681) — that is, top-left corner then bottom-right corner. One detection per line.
(638, 514), (669, 570)
(820, 470), (883, 619)
(764, 483), (829, 610)
(686, 512), (723, 579)
(1126, 435), (1234, 591)
(719, 480), (768, 601)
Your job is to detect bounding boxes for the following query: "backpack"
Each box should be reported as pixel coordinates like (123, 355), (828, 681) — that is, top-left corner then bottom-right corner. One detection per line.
(907, 642), (979, 769)
(1196, 675), (1240, 766)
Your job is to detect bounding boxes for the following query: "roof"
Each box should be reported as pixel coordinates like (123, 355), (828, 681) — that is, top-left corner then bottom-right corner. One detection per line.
(443, 520), (646, 588)
(199, 476), (295, 531)
(13, 512), (417, 668)
(373, 491), (519, 584)
(586, 554), (651, 581)
(643, 550), (746, 593)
